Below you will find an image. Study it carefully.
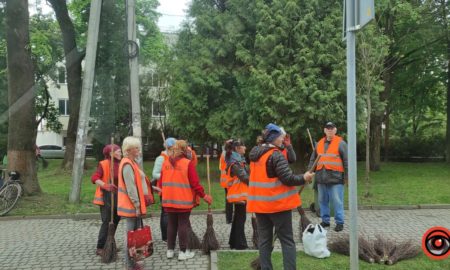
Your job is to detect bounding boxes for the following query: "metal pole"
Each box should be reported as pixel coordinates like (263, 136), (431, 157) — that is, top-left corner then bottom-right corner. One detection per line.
(127, 0), (142, 144)
(70, 0), (102, 203)
(346, 0), (359, 269)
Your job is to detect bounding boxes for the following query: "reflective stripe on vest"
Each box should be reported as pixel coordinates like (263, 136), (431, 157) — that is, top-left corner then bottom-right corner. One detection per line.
(225, 162), (248, 203)
(161, 158), (196, 209)
(247, 148), (300, 213)
(316, 136), (344, 172)
(92, 160), (111, 206)
(117, 158), (147, 217)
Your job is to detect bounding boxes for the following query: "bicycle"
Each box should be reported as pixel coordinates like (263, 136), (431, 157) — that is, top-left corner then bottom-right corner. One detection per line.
(0, 170), (22, 216)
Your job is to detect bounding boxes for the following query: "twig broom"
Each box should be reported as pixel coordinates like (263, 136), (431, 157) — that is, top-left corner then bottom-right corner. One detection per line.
(201, 152), (220, 254)
(101, 136), (118, 263)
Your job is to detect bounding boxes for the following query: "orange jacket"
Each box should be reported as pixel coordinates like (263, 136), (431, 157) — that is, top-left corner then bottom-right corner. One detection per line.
(225, 162), (248, 203)
(117, 158), (147, 217)
(161, 157), (197, 209)
(316, 136), (344, 172)
(92, 160), (110, 206)
(247, 149), (301, 213)
(219, 154), (228, 188)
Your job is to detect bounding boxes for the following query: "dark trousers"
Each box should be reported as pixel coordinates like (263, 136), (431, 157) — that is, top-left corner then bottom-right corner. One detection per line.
(159, 196), (168, 241)
(229, 203), (248, 249)
(256, 210), (296, 270)
(225, 189), (234, 223)
(97, 192), (121, 249)
(167, 212), (191, 252)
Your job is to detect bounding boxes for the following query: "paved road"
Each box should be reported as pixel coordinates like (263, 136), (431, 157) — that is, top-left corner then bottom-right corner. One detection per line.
(0, 208), (449, 269)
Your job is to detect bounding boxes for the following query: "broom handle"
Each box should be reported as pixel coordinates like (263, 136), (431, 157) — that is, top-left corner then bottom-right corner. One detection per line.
(307, 128), (315, 152)
(110, 135), (115, 219)
(206, 149), (211, 211)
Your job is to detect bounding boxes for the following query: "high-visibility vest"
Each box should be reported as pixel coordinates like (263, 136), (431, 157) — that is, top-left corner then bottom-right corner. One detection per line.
(161, 157), (196, 209)
(92, 160), (111, 206)
(247, 149), (301, 213)
(219, 154), (228, 188)
(316, 136), (344, 172)
(281, 148), (288, 160)
(155, 151), (170, 195)
(117, 158), (147, 217)
(225, 162), (248, 203)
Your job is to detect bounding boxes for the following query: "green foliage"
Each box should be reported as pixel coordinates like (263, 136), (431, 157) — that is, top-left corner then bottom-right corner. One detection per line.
(169, 0), (347, 145)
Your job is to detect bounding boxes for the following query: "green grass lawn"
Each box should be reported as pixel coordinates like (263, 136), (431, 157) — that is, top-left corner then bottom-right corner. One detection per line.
(217, 251), (450, 270)
(6, 159), (450, 216)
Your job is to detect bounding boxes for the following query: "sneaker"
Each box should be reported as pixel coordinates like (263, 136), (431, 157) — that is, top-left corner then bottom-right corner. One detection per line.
(178, 250), (195, 261)
(166, 249), (174, 259)
(334, 224), (344, 232)
(320, 222), (330, 228)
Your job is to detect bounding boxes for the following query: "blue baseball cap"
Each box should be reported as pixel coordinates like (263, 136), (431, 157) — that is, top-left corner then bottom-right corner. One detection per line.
(165, 137), (176, 148)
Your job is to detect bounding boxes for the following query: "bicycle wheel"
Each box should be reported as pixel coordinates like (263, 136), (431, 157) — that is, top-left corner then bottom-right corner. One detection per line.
(0, 183), (21, 216)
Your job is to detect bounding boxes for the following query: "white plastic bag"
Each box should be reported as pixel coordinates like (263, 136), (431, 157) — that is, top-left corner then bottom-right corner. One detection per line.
(302, 224), (331, 258)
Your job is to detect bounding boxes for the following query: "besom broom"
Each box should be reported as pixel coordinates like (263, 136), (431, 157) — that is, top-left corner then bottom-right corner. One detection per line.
(201, 151), (220, 254)
(101, 136), (118, 263)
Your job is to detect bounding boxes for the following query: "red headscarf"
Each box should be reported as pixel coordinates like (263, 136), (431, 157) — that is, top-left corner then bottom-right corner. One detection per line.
(102, 144), (121, 159)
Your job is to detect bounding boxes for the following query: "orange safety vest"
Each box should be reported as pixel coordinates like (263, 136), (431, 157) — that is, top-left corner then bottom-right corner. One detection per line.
(247, 149), (301, 213)
(92, 160), (111, 206)
(161, 157), (197, 209)
(219, 154), (228, 188)
(225, 162), (248, 203)
(316, 136), (344, 172)
(155, 151), (170, 195)
(281, 148), (288, 160)
(117, 158), (147, 217)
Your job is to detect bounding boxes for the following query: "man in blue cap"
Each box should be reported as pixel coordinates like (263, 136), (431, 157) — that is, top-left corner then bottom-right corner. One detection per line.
(152, 137), (176, 241)
(248, 123), (314, 270)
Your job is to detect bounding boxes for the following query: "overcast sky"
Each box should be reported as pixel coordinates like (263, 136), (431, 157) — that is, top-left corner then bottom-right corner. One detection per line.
(30, 0), (191, 33)
(157, 0), (191, 33)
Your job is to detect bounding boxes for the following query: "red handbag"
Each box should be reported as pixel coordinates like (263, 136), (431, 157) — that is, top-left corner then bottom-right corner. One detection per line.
(127, 219), (153, 259)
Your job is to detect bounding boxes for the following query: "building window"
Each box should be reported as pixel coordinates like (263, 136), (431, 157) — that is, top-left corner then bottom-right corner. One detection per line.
(58, 67), (66, 84)
(152, 101), (165, 117)
(59, 99), (70, 116)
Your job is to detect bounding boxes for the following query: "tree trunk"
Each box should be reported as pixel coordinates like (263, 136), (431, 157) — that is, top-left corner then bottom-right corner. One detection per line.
(48, 0), (83, 171)
(5, 0), (41, 195)
(446, 38), (450, 163)
(383, 111), (390, 161)
(369, 115), (382, 171)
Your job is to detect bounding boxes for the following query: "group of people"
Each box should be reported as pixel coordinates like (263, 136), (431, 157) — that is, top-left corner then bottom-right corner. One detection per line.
(91, 121), (348, 270)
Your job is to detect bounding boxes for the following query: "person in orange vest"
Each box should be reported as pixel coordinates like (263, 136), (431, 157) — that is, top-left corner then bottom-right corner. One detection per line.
(159, 140), (213, 261)
(91, 144), (122, 256)
(279, 128), (296, 163)
(248, 123), (314, 270)
(151, 137), (176, 242)
(224, 139), (249, 249)
(308, 122), (348, 232)
(118, 137), (153, 270)
(220, 139), (234, 224)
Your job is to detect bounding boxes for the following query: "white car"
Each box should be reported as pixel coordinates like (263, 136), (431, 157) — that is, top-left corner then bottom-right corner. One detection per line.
(38, 145), (65, 159)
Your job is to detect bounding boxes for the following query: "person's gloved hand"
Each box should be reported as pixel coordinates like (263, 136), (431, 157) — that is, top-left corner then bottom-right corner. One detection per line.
(203, 194), (213, 205)
(283, 134), (291, 147)
(101, 183), (118, 192)
(144, 195), (153, 206)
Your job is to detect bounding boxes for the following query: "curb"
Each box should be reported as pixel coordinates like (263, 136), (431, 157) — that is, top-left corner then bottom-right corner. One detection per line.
(210, 251), (218, 270)
(1, 204), (450, 221)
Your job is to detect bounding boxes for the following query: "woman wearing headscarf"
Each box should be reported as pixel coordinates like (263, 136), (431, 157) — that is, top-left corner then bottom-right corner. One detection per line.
(91, 144), (122, 256)
(224, 139), (249, 250)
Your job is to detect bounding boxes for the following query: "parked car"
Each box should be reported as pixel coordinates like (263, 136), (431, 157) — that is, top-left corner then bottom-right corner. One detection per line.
(85, 144), (93, 157)
(38, 145), (65, 159)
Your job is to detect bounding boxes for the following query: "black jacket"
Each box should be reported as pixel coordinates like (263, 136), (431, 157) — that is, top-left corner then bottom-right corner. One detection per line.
(249, 144), (306, 186)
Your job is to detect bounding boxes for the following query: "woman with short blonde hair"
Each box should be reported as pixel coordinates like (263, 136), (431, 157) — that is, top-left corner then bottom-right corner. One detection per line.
(122, 136), (141, 157)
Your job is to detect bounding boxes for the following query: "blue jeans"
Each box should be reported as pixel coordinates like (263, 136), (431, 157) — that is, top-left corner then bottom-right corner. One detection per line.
(318, 184), (344, 225)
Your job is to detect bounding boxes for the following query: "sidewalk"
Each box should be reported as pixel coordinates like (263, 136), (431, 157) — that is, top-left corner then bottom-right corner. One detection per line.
(1, 208), (449, 270)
